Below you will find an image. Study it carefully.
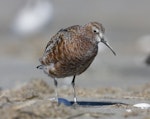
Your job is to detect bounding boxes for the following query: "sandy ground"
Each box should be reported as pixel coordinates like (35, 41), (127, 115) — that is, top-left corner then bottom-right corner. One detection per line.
(0, 79), (150, 119)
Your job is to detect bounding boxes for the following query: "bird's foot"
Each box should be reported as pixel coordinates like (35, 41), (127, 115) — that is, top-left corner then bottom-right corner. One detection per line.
(72, 102), (79, 109)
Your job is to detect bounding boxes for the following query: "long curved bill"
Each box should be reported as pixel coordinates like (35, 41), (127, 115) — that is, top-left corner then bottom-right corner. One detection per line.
(101, 38), (116, 56)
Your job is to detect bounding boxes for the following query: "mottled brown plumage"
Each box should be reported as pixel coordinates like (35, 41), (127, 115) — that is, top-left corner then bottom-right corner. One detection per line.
(37, 22), (116, 104)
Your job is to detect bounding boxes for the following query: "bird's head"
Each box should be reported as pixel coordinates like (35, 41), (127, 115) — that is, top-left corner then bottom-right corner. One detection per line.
(85, 22), (116, 56)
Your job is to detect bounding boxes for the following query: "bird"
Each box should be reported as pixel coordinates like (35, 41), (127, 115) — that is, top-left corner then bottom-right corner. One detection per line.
(37, 22), (116, 104)
(12, 0), (53, 36)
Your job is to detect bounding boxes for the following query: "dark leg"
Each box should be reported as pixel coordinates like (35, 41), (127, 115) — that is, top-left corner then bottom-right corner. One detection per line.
(53, 78), (58, 102)
(71, 75), (77, 104)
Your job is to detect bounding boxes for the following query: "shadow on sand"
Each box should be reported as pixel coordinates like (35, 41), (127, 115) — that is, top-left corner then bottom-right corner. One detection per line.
(58, 98), (126, 107)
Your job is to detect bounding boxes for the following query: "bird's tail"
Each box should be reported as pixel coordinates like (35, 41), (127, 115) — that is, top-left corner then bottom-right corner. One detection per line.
(36, 65), (43, 69)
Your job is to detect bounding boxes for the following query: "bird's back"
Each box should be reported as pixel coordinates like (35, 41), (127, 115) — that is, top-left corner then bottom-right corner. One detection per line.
(44, 25), (80, 56)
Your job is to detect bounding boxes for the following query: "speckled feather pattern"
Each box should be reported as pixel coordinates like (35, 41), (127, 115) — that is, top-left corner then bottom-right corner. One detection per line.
(39, 22), (104, 78)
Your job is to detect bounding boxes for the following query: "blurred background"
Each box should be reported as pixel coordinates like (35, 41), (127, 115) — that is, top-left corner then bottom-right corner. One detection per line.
(0, 0), (150, 89)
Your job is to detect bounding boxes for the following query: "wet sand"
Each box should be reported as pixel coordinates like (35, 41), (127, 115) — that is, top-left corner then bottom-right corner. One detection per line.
(0, 80), (149, 119)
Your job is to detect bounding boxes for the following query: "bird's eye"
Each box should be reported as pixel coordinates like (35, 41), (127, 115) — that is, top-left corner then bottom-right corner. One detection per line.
(93, 28), (99, 34)
(93, 30), (97, 33)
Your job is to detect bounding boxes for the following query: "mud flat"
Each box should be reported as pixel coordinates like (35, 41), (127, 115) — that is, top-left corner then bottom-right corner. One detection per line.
(0, 79), (150, 119)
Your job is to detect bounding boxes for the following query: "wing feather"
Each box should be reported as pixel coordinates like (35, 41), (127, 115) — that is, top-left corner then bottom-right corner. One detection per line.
(40, 25), (80, 65)
(44, 25), (80, 55)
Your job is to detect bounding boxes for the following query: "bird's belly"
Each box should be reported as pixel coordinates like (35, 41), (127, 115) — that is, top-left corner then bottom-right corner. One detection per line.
(44, 55), (96, 78)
